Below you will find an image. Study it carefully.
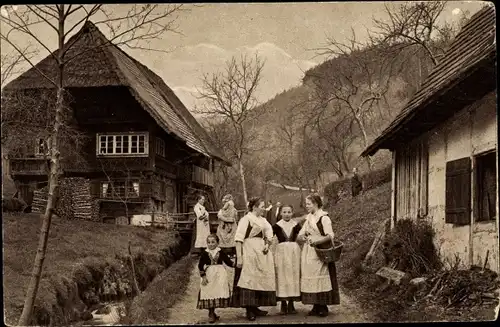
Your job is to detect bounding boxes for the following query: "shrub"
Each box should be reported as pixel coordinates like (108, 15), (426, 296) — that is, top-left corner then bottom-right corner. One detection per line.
(2, 197), (27, 212)
(383, 218), (442, 277)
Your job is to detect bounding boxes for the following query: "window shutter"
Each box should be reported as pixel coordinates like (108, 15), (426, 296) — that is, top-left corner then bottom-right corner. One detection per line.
(445, 157), (471, 225)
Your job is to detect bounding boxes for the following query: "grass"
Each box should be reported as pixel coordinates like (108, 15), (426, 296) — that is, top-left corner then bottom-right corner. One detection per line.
(328, 183), (391, 287)
(126, 255), (195, 324)
(2, 212), (180, 325)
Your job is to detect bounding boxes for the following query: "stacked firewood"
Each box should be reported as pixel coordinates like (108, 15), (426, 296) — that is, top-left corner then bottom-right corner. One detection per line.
(71, 178), (99, 221)
(31, 178), (101, 221)
(57, 179), (74, 219)
(32, 187), (49, 213)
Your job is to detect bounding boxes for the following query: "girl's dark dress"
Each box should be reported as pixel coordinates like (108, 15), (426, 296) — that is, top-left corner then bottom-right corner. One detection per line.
(197, 249), (235, 309)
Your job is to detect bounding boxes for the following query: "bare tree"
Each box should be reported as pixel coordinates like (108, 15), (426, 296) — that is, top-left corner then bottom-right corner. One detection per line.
(196, 54), (265, 204)
(202, 120), (237, 203)
(1, 46), (37, 88)
(371, 1), (472, 66)
(308, 101), (358, 178)
(0, 4), (186, 325)
(312, 31), (399, 170)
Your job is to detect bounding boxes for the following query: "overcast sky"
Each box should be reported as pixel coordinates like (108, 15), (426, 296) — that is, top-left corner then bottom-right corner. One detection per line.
(1, 2), (486, 110)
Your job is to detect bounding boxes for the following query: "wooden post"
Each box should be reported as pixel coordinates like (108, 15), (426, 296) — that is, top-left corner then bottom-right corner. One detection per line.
(390, 151), (397, 230)
(363, 218), (388, 266)
(496, 136), (499, 274)
(128, 241), (140, 296)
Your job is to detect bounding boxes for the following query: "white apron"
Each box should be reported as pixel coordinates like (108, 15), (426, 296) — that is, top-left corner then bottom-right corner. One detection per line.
(194, 203), (210, 249)
(299, 211), (334, 293)
(274, 220), (301, 298)
(200, 265), (231, 300)
(235, 213), (276, 291)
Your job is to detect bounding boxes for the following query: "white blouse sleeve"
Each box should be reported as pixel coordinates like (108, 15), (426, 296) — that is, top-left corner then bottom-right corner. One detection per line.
(321, 216), (335, 240)
(263, 220), (274, 240)
(298, 220), (307, 237)
(234, 215), (249, 243)
(194, 204), (207, 220)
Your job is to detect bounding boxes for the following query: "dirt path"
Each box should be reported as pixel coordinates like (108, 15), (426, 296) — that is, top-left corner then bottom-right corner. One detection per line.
(166, 261), (371, 325)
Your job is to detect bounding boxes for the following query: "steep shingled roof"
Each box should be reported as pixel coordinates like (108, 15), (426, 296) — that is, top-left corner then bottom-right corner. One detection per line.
(362, 5), (496, 157)
(3, 21), (230, 165)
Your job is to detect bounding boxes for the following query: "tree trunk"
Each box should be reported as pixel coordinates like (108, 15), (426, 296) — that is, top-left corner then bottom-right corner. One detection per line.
(353, 113), (372, 171)
(237, 158), (248, 205)
(18, 10), (66, 325)
(17, 88), (64, 326)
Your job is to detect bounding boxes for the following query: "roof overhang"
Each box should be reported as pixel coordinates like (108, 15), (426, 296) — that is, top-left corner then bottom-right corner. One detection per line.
(361, 52), (497, 157)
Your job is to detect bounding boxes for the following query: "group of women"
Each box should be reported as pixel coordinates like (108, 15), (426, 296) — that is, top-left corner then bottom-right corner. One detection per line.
(192, 193), (340, 323)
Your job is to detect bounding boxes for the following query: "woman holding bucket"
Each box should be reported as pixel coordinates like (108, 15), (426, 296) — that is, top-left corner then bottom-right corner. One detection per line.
(296, 193), (340, 317)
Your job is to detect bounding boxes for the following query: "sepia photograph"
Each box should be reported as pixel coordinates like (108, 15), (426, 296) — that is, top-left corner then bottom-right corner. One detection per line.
(1, 1), (498, 325)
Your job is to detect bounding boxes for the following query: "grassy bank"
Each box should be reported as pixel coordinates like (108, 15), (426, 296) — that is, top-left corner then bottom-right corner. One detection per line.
(328, 182), (391, 287)
(2, 212), (184, 325)
(126, 255), (195, 324)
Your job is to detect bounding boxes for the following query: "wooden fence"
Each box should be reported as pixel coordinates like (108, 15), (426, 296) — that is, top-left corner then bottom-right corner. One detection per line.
(145, 210), (246, 233)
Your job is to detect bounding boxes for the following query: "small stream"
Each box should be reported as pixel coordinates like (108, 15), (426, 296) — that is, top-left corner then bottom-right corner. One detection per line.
(86, 302), (127, 326)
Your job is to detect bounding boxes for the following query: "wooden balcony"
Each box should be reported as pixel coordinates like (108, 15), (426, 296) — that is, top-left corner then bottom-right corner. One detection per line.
(10, 158), (50, 176)
(155, 156), (178, 177)
(192, 165), (214, 187)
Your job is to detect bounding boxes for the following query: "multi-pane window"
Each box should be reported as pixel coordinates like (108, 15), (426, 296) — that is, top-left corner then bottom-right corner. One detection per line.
(156, 137), (165, 157)
(35, 138), (50, 156)
(101, 180), (140, 198)
(97, 133), (148, 156)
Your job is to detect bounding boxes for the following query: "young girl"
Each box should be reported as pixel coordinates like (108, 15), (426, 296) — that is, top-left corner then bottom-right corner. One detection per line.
(197, 234), (235, 323)
(272, 204), (302, 315)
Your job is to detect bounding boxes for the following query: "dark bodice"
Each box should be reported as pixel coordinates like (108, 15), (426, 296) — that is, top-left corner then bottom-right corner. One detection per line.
(272, 223), (301, 243)
(198, 249), (235, 277)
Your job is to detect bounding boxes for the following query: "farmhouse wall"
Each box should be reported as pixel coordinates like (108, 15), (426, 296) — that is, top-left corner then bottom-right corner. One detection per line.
(426, 91), (497, 271)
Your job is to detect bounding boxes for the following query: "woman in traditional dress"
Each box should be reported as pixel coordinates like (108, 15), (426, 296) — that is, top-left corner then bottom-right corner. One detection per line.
(193, 194), (210, 255)
(231, 196), (277, 321)
(272, 204), (301, 315)
(297, 193), (340, 317)
(197, 234), (236, 323)
(216, 194), (238, 257)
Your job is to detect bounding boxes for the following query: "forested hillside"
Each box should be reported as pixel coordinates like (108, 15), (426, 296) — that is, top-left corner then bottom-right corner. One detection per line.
(199, 2), (475, 207)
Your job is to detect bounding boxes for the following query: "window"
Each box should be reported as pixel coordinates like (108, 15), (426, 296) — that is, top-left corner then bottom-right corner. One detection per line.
(101, 180), (140, 198)
(475, 151), (496, 222)
(35, 138), (50, 156)
(156, 137), (165, 157)
(395, 141), (429, 219)
(97, 133), (148, 156)
(445, 157), (471, 225)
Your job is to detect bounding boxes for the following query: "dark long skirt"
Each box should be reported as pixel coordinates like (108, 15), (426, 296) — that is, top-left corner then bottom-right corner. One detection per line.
(301, 261), (340, 305)
(197, 292), (231, 309)
(230, 267), (277, 307)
